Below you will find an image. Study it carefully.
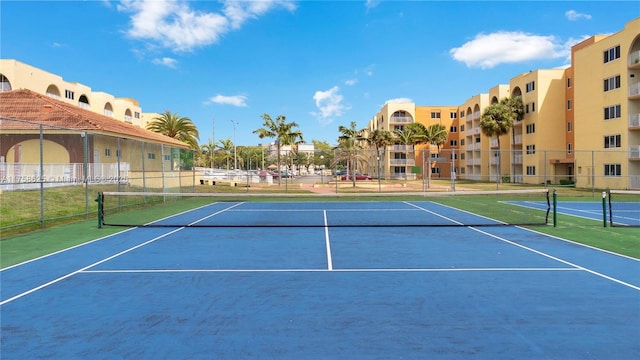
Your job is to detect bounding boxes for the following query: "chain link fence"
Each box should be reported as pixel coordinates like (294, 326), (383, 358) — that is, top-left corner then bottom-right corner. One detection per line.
(0, 117), (196, 234)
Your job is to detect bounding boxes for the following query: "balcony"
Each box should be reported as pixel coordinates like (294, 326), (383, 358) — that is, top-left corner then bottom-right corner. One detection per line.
(630, 146), (640, 160)
(629, 82), (640, 98)
(629, 50), (640, 67)
(390, 159), (415, 166)
(513, 135), (523, 145)
(391, 145), (412, 151)
(390, 116), (412, 124)
(630, 113), (640, 129)
(490, 139), (499, 148)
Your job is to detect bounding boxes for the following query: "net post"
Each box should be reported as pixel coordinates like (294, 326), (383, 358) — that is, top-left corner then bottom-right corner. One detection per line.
(552, 189), (557, 227)
(602, 191), (607, 227)
(95, 192), (104, 228)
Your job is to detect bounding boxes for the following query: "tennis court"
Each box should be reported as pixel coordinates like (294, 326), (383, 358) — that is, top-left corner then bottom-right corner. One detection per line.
(1, 193), (639, 359)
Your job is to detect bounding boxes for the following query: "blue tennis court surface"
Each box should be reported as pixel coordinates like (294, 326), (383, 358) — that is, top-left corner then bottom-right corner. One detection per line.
(2, 201), (639, 359)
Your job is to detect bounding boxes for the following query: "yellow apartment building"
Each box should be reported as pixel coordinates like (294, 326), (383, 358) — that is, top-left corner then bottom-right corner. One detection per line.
(573, 18), (640, 190)
(367, 17), (639, 190)
(0, 59), (147, 128)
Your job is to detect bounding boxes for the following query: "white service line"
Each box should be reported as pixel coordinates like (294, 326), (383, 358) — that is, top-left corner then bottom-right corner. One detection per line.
(324, 210), (333, 271)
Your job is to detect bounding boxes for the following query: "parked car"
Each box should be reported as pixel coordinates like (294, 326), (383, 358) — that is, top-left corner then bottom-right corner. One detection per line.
(273, 170), (293, 178)
(340, 173), (372, 181)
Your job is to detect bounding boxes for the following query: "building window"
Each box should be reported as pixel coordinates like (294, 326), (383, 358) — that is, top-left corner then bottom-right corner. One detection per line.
(525, 102), (536, 113)
(431, 167), (440, 174)
(603, 75), (621, 92)
(450, 126), (457, 133)
(475, 137), (481, 143)
(526, 124), (535, 134)
(450, 140), (458, 146)
(526, 166), (536, 175)
(135, 112), (140, 119)
(431, 112), (441, 119)
(567, 77), (572, 88)
(451, 153), (458, 160)
(460, 139), (465, 146)
(526, 145), (536, 154)
(65, 90), (75, 100)
(148, 153), (156, 160)
(460, 167), (465, 174)
(567, 99), (572, 110)
(526, 81), (535, 92)
(567, 143), (572, 154)
(604, 105), (622, 120)
(603, 45), (621, 63)
(104, 148), (111, 157)
(450, 112), (457, 119)
(604, 134), (622, 148)
(567, 121), (572, 132)
(460, 124), (465, 131)
(461, 153), (465, 160)
(604, 164), (621, 176)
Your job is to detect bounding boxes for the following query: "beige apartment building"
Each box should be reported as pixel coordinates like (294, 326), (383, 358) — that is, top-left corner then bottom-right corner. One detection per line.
(0, 59), (151, 128)
(368, 17), (640, 190)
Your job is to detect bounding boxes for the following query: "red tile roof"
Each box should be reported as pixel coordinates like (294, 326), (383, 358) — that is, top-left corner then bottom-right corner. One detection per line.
(0, 89), (189, 149)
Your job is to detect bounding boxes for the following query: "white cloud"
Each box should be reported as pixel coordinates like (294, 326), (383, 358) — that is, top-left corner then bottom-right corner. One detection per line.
(311, 86), (349, 126)
(344, 78), (358, 86)
(365, 0), (381, 11)
(118, 0), (296, 52)
(206, 94), (248, 107)
(152, 57), (178, 68)
(450, 31), (577, 69)
(384, 98), (413, 105)
(565, 10), (592, 21)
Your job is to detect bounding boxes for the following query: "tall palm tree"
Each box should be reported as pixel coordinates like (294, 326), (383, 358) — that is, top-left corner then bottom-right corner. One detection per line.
(363, 129), (394, 180)
(216, 138), (235, 170)
(480, 101), (514, 183)
(253, 114), (303, 184)
(146, 111), (200, 149)
(199, 139), (216, 168)
(338, 121), (367, 187)
(393, 125), (424, 184)
(425, 124), (448, 152)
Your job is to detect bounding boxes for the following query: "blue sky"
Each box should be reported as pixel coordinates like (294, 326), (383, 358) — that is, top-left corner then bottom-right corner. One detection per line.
(1, 1), (638, 147)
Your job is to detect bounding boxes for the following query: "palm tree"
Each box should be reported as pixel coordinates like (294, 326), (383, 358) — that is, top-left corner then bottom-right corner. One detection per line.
(480, 101), (514, 183)
(425, 124), (448, 152)
(146, 111), (200, 149)
(338, 121), (367, 187)
(216, 138), (235, 170)
(363, 129), (393, 180)
(253, 114), (303, 184)
(199, 139), (216, 168)
(393, 125), (424, 184)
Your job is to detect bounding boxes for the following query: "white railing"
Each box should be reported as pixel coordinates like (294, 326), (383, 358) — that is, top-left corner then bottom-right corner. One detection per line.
(630, 146), (640, 159)
(629, 50), (640, 66)
(513, 135), (523, 144)
(513, 155), (523, 164)
(391, 145), (412, 151)
(629, 113), (640, 128)
(390, 159), (415, 166)
(630, 176), (640, 190)
(490, 139), (499, 148)
(473, 142), (481, 150)
(390, 116), (412, 123)
(629, 82), (640, 97)
(473, 112), (481, 120)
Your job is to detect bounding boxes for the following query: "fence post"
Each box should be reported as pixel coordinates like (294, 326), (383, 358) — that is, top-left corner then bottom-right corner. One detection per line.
(602, 191), (607, 227)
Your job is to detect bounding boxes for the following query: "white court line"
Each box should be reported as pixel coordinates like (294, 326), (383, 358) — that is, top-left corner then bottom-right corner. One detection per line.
(403, 202), (466, 225)
(81, 267), (581, 273)
(323, 210), (333, 271)
(470, 227), (640, 291)
(0, 203), (243, 306)
(0, 228), (185, 306)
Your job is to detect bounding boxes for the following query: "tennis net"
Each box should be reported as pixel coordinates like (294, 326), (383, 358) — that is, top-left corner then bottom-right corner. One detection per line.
(97, 188), (552, 228)
(608, 190), (640, 227)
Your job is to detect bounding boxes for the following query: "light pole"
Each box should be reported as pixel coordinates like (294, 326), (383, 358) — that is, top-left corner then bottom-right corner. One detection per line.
(377, 155), (381, 192)
(230, 120), (238, 170)
(320, 155), (324, 184)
